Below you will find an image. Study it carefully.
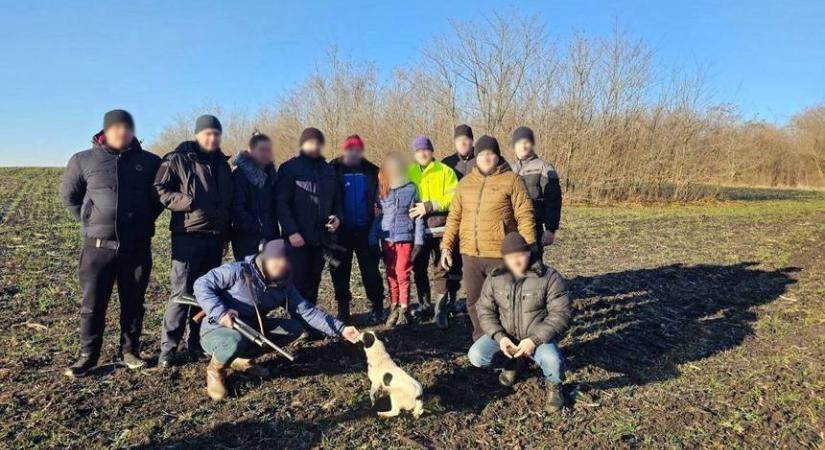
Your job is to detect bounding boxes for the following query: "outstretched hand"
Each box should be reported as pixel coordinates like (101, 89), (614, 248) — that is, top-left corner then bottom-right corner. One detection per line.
(341, 326), (360, 344)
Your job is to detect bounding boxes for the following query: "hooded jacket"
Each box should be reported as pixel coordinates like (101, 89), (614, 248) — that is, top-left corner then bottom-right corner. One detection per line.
(276, 152), (342, 246)
(231, 151), (279, 240)
(508, 153), (562, 234)
(477, 260), (571, 345)
(441, 164), (536, 258)
(154, 141), (233, 235)
(194, 255), (345, 337)
(369, 181), (425, 246)
(59, 132), (163, 246)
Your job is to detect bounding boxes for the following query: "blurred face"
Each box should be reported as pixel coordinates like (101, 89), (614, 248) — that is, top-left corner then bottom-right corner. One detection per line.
(342, 146), (364, 166)
(454, 136), (472, 156)
(503, 250), (531, 275)
(413, 148), (434, 166)
(476, 150), (499, 173)
(514, 138), (534, 159)
(249, 140), (273, 166)
(383, 154), (407, 182)
(263, 256), (290, 280)
(196, 129), (222, 152)
(103, 124), (134, 150)
(301, 139), (324, 157)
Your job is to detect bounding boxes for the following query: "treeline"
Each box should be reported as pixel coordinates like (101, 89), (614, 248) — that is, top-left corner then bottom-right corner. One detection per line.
(150, 13), (825, 202)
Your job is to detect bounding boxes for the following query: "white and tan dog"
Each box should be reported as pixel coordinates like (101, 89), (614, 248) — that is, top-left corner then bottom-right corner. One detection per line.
(361, 331), (424, 418)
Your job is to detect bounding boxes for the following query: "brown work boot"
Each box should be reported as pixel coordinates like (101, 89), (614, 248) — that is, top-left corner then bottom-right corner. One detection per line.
(230, 358), (270, 377)
(206, 358), (228, 401)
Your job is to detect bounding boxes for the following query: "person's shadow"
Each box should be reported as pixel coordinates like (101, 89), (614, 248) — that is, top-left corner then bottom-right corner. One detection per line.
(564, 262), (799, 392)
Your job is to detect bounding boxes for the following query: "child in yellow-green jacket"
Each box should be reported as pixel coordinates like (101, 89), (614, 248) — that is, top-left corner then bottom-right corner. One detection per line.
(407, 136), (459, 329)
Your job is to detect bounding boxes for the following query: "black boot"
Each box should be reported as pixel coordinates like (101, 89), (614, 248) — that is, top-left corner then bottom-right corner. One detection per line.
(545, 381), (564, 411)
(434, 294), (449, 329)
(64, 354), (98, 378)
(498, 358), (521, 387)
(412, 293), (433, 320)
(158, 349), (176, 369)
(369, 301), (384, 324)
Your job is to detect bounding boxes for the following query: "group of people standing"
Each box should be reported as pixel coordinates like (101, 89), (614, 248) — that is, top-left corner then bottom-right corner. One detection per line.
(60, 109), (572, 411)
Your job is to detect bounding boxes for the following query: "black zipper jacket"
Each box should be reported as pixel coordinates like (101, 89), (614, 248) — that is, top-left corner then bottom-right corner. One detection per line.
(154, 141), (233, 236)
(60, 131), (163, 246)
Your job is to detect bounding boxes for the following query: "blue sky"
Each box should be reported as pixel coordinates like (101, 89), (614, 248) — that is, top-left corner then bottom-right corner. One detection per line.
(1, 0), (823, 166)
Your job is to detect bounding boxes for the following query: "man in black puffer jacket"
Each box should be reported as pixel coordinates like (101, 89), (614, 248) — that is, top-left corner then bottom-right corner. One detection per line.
(231, 132), (279, 260)
(277, 127), (342, 308)
(60, 110), (163, 377)
(469, 232), (572, 412)
(154, 114), (233, 367)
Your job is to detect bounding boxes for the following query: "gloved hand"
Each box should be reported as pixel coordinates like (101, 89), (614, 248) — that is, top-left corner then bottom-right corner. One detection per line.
(411, 244), (423, 262)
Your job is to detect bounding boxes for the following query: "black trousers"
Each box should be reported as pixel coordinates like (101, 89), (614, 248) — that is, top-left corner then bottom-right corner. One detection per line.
(329, 228), (384, 317)
(288, 244), (326, 305)
(412, 235), (462, 301)
(160, 234), (224, 355)
(462, 255), (503, 341)
(77, 241), (151, 357)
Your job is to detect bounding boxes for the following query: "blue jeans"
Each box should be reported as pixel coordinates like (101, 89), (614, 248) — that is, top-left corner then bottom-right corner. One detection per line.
(467, 335), (566, 384)
(201, 317), (303, 365)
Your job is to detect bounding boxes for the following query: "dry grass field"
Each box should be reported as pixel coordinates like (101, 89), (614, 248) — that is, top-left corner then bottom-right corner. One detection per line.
(0, 167), (823, 448)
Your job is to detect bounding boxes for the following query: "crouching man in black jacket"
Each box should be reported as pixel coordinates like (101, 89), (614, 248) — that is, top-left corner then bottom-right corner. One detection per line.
(469, 232), (572, 412)
(60, 110), (163, 377)
(154, 115), (233, 367)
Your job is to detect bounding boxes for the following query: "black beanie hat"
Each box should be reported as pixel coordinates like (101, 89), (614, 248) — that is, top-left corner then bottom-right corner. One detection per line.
(195, 115), (222, 134)
(454, 124), (473, 140)
(501, 232), (530, 255)
(512, 126), (535, 145)
(103, 109), (134, 130)
(474, 135), (501, 157)
(299, 127), (325, 146)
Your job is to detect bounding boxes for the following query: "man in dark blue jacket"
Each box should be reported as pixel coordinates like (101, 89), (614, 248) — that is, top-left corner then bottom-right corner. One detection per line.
(154, 115), (233, 367)
(194, 239), (360, 400)
(329, 135), (384, 323)
(59, 110), (162, 377)
(276, 128), (342, 308)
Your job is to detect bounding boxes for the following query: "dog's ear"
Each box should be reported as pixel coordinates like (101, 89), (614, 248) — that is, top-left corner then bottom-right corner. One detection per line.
(382, 372), (393, 387)
(362, 331), (376, 348)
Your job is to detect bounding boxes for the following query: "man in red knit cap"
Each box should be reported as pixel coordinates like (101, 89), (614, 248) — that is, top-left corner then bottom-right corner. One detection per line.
(329, 135), (384, 324)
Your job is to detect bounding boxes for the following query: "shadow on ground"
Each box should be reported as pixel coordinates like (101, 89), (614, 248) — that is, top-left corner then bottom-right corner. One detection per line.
(566, 262), (799, 391)
(139, 262), (799, 447)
